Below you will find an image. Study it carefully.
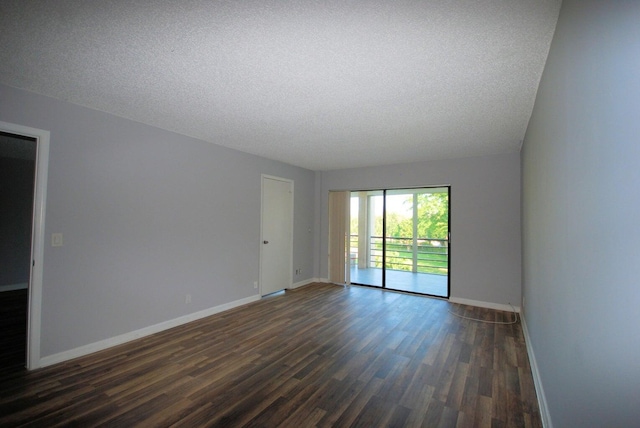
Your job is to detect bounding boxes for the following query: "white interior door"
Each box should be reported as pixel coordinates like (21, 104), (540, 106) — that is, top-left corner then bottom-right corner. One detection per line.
(260, 175), (293, 296)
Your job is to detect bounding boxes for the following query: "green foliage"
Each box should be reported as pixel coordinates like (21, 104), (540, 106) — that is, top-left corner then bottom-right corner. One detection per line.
(350, 191), (449, 275)
(353, 192), (448, 239)
(413, 193), (449, 239)
(350, 217), (358, 235)
(383, 193), (448, 239)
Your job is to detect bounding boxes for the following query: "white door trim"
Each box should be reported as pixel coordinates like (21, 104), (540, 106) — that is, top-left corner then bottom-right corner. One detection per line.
(0, 121), (50, 370)
(259, 174), (294, 296)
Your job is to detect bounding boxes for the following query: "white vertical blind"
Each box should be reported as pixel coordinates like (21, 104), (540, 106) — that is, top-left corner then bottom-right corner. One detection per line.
(328, 191), (349, 284)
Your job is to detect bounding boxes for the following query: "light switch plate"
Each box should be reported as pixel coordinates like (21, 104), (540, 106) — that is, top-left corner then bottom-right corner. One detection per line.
(52, 233), (63, 247)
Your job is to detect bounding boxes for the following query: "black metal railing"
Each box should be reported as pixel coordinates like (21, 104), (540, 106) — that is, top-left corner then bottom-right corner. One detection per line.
(350, 235), (448, 275)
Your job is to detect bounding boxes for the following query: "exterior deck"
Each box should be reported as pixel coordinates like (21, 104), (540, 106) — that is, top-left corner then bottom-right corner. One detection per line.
(349, 266), (448, 297)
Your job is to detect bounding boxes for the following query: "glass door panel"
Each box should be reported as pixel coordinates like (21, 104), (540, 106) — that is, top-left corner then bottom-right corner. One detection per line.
(349, 191), (383, 287)
(384, 188), (449, 297)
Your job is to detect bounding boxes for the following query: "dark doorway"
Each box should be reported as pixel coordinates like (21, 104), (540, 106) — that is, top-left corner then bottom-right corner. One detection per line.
(0, 131), (37, 371)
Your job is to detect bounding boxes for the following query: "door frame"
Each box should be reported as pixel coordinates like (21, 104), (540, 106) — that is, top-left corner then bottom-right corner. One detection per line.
(344, 185), (451, 298)
(0, 121), (50, 370)
(259, 174), (294, 296)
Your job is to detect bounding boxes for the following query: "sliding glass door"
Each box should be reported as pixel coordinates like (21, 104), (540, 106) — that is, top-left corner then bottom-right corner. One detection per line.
(349, 187), (449, 297)
(349, 191), (383, 287)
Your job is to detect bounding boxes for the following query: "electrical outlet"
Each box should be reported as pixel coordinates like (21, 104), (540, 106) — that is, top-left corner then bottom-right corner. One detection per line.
(253, 281), (258, 289)
(185, 294), (191, 304)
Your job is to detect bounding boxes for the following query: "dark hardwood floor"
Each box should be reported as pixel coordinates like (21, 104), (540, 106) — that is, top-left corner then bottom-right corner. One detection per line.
(0, 283), (540, 427)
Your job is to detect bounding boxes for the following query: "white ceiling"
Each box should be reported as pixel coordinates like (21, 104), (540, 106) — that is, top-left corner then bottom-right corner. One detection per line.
(0, 1), (560, 171)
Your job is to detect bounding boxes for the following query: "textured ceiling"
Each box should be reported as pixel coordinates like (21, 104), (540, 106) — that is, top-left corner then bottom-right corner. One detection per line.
(0, 1), (560, 171)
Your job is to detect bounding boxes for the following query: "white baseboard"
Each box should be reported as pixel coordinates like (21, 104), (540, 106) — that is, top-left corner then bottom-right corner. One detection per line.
(289, 278), (317, 289)
(39, 294), (261, 368)
(293, 277), (330, 285)
(520, 314), (553, 428)
(449, 296), (520, 313)
(320, 279), (519, 313)
(319, 278), (349, 286)
(0, 282), (28, 292)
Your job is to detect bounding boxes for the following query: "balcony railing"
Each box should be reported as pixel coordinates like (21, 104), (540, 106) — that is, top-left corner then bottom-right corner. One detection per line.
(350, 234), (448, 276)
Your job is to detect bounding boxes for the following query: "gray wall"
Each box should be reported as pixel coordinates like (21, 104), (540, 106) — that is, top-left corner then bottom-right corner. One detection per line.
(521, 0), (640, 426)
(318, 153), (522, 305)
(0, 83), (316, 358)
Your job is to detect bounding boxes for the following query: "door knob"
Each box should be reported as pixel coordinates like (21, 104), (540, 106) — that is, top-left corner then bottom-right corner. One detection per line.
(263, 240), (269, 244)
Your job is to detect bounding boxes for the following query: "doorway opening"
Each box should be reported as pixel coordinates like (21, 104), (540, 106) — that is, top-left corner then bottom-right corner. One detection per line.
(0, 131), (36, 372)
(348, 187), (450, 298)
(0, 121), (50, 370)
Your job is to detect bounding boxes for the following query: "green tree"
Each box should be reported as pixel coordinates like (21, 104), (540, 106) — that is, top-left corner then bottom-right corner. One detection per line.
(414, 193), (448, 239)
(362, 192), (448, 239)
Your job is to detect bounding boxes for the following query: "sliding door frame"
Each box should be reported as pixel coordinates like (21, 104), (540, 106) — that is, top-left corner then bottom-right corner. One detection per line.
(345, 185), (450, 298)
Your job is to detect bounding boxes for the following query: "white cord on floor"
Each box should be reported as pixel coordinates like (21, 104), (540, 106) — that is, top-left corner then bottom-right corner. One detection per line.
(448, 303), (518, 325)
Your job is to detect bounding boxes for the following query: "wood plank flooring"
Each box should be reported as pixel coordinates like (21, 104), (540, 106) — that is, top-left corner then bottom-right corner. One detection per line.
(0, 283), (541, 427)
